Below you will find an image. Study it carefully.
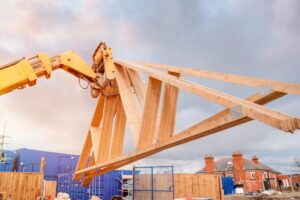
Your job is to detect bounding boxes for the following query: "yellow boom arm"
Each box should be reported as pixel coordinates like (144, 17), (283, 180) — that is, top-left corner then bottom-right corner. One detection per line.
(0, 51), (98, 95)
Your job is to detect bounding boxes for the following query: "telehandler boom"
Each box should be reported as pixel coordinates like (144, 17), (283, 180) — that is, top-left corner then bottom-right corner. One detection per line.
(0, 42), (114, 98)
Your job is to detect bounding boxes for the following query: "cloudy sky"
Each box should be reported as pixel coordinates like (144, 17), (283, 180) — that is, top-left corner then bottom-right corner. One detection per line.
(0, 0), (299, 174)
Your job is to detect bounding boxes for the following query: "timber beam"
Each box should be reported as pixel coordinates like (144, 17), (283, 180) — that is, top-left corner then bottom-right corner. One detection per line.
(136, 61), (300, 95)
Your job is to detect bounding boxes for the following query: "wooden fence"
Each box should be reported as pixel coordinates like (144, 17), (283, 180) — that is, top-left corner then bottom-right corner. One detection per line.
(134, 174), (173, 199)
(134, 173), (224, 200)
(0, 157), (45, 200)
(0, 172), (43, 199)
(174, 174), (224, 200)
(45, 180), (57, 200)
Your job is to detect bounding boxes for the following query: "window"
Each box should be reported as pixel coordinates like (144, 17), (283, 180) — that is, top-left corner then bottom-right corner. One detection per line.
(250, 172), (255, 180)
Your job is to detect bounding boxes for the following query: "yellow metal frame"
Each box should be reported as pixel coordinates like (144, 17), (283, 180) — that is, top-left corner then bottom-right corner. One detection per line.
(0, 51), (97, 95)
(0, 59), (37, 95)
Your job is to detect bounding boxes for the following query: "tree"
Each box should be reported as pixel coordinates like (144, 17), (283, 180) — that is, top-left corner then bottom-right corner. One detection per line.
(292, 157), (300, 172)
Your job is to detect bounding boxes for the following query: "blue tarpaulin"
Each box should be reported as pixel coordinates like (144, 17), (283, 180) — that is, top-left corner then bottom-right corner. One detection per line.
(222, 176), (235, 195)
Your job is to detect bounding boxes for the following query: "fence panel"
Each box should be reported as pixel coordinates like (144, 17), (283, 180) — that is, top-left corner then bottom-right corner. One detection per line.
(174, 174), (223, 200)
(133, 166), (174, 200)
(0, 172), (43, 200)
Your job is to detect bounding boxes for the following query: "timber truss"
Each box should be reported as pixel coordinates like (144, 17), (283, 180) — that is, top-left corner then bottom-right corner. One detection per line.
(74, 43), (300, 185)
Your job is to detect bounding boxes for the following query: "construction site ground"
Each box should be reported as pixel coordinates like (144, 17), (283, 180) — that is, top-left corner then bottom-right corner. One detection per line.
(224, 192), (300, 200)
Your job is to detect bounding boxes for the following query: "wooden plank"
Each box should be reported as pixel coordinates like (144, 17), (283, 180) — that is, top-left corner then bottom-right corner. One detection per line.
(126, 68), (146, 105)
(110, 101), (127, 159)
(82, 158), (135, 180)
(115, 60), (300, 133)
(13, 172), (19, 199)
(82, 154), (96, 186)
(97, 96), (119, 163)
(138, 77), (162, 149)
(82, 96), (119, 185)
(115, 64), (142, 146)
(90, 126), (102, 163)
(40, 157), (45, 173)
(82, 126), (106, 185)
(75, 91), (286, 177)
(91, 94), (105, 126)
(73, 131), (92, 180)
(158, 72), (180, 142)
(74, 95), (105, 180)
(138, 61), (300, 95)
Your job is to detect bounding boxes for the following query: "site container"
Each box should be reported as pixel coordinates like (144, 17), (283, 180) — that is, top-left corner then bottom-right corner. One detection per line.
(57, 170), (132, 200)
(0, 150), (15, 172)
(15, 148), (79, 180)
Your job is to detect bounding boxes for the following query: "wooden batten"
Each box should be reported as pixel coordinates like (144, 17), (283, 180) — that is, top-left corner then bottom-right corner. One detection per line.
(110, 101), (127, 159)
(90, 126), (102, 163)
(138, 77), (162, 149)
(126, 68), (146, 105)
(73, 131), (92, 181)
(115, 64), (142, 146)
(82, 154), (96, 186)
(40, 157), (45, 173)
(158, 71), (180, 142)
(74, 94), (106, 181)
(97, 96), (119, 163)
(137, 61), (300, 95)
(91, 94), (105, 126)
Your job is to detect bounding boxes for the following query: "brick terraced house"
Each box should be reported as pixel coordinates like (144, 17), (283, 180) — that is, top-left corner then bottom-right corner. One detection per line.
(197, 151), (280, 193)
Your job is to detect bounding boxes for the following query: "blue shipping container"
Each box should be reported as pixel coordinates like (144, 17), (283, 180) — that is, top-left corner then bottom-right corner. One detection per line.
(15, 148), (79, 180)
(0, 150), (15, 172)
(1, 148), (134, 200)
(57, 170), (132, 200)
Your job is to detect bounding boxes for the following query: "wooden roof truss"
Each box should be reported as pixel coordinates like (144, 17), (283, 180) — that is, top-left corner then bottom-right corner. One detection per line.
(74, 48), (300, 186)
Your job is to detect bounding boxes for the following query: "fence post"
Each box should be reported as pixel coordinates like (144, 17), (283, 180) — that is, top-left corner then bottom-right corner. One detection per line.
(40, 157), (45, 173)
(289, 174), (294, 192)
(219, 176), (224, 200)
(151, 167), (153, 200)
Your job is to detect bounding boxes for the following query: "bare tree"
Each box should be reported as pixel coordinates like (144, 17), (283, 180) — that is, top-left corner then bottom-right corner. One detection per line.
(293, 157), (300, 172)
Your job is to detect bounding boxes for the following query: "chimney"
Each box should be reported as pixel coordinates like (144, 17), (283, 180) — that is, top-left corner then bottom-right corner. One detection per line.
(204, 154), (214, 174)
(252, 155), (259, 164)
(232, 151), (244, 183)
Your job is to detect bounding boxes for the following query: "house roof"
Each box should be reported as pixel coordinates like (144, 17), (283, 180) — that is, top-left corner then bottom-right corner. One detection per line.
(196, 157), (280, 174)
